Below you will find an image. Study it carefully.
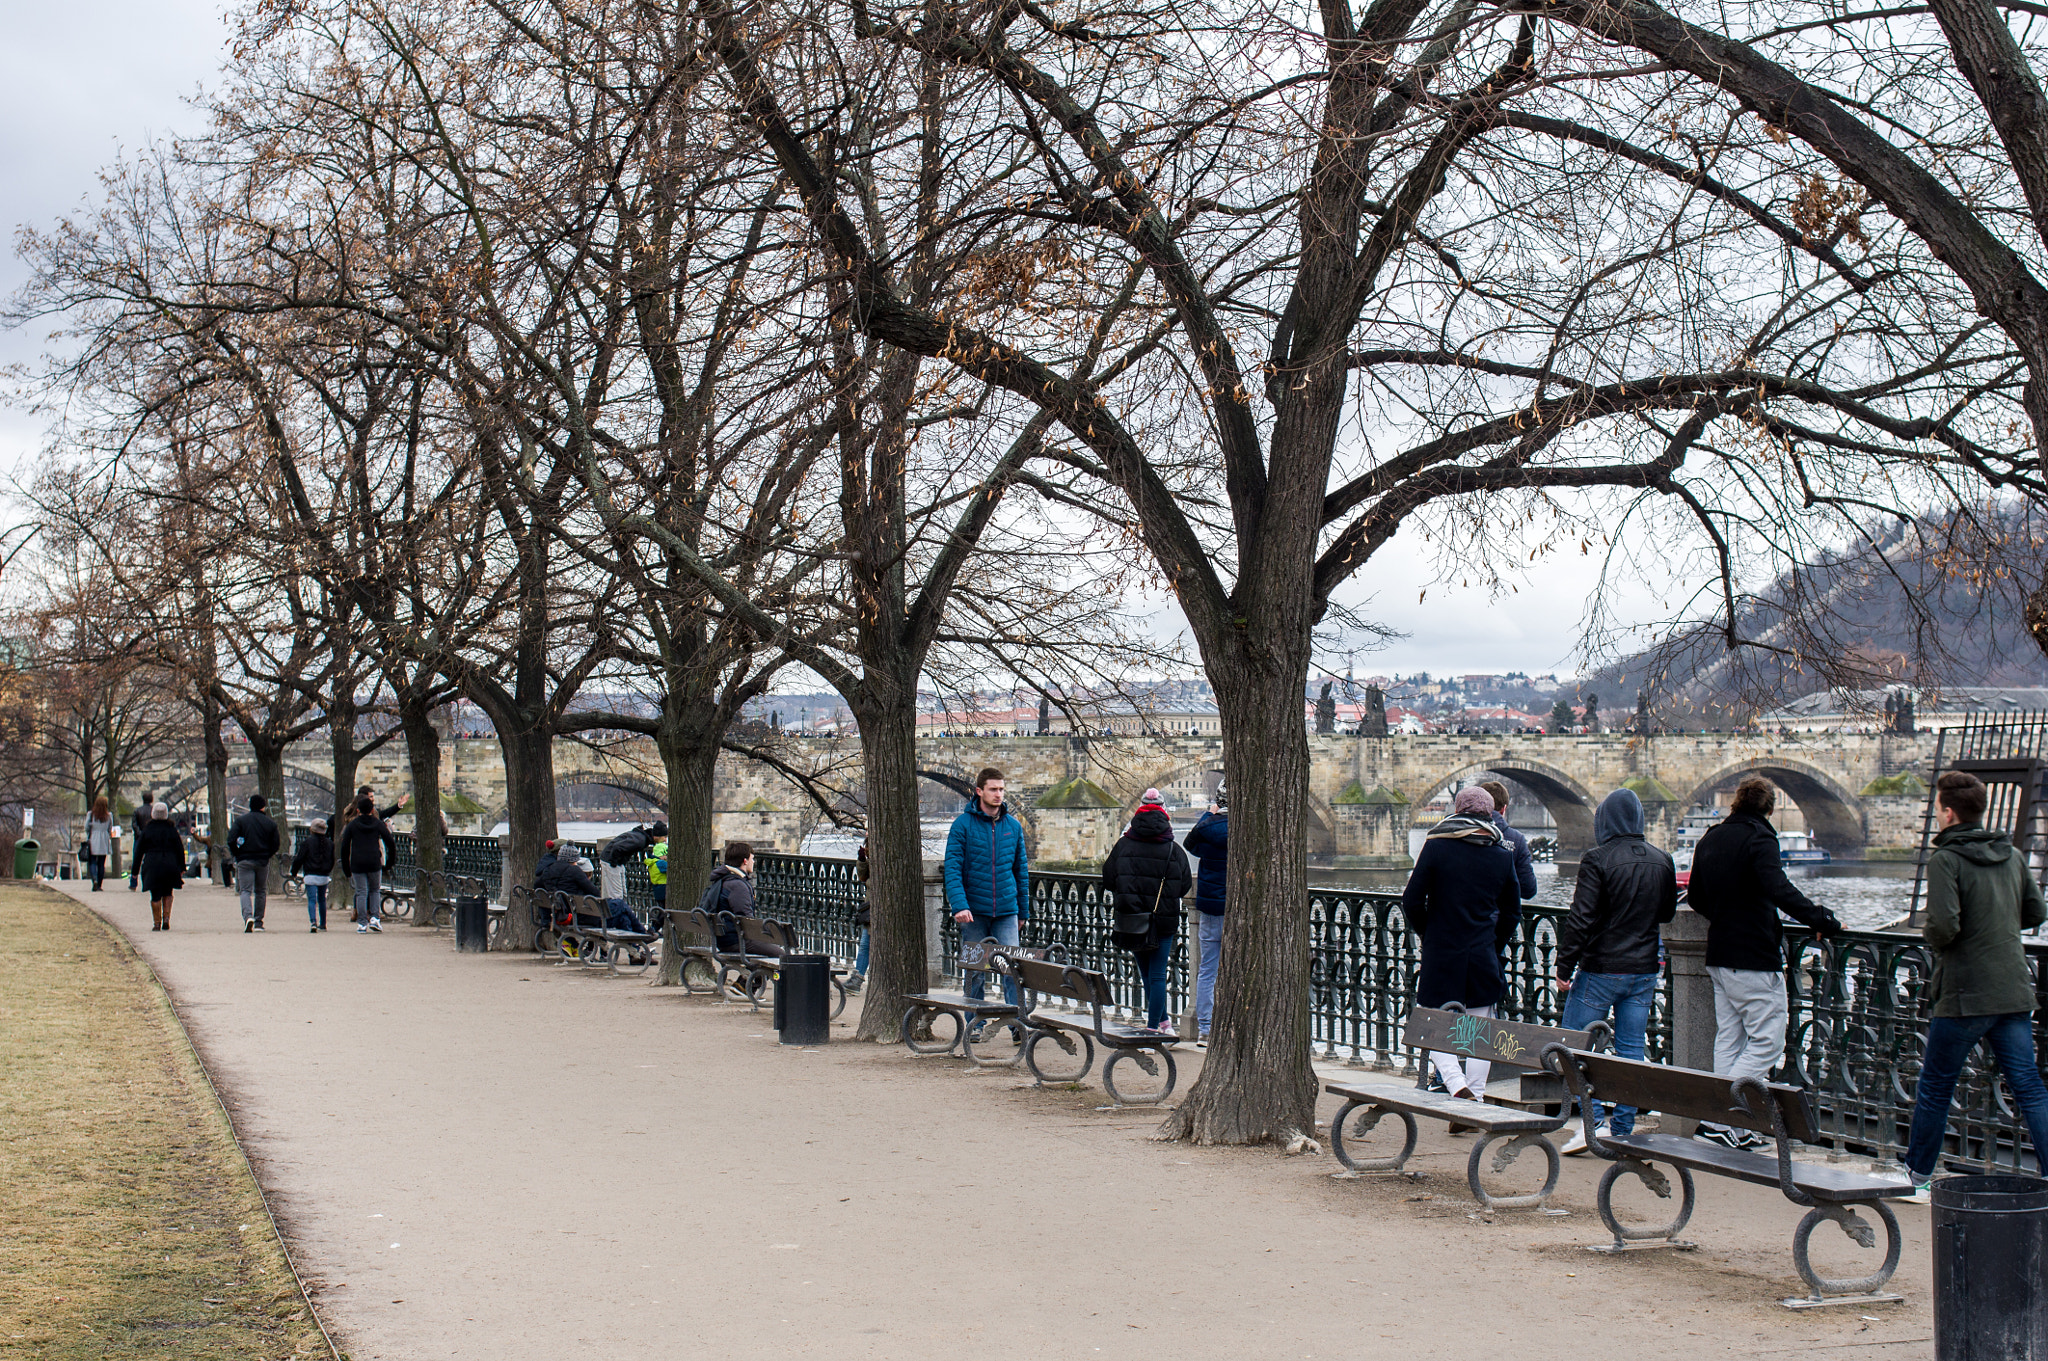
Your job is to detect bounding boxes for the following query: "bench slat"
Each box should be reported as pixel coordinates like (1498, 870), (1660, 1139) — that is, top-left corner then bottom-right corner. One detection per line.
(1568, 1052), (1818, 1142)
(1405, 1008), (1594, 1071)
(1324, 1079), (1561, 1133)
(1604, 1132), (1907, 1202)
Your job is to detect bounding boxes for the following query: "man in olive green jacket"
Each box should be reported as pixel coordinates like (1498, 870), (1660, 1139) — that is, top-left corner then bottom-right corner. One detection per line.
(1902, 771), (2048, 1199)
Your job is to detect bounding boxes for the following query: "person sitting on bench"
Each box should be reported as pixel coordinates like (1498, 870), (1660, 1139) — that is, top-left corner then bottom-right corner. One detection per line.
(704, 841), (777, 957)
(1403, 785), (1522, 1101)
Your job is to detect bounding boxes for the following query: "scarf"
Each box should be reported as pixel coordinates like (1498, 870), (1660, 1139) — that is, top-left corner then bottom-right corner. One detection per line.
(1425, 814), (1503, 845)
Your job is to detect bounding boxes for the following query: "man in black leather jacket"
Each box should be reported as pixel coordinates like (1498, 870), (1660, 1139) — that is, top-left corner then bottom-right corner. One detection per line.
(1686, 776), (1842, 1148)
(1556, 788), (1678, 1148)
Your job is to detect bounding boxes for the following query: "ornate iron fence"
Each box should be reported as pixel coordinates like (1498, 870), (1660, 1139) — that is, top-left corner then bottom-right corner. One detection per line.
(388, 833), (503, 897)
(738, 852), (2046, 1172)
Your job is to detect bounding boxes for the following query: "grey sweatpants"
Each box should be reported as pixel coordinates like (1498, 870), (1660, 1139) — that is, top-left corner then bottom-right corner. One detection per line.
(1709, 965), (1789, 1080)
(236, 861), (268, 923)
(352, 870), (382, 923)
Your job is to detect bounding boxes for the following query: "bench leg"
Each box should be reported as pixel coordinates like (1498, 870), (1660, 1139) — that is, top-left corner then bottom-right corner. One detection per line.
(827, 975), (847, 1021)
(1023, 1028), (1095, 1086)
(1591, 1157), (1697, 1252)
(1467, 1132), (1561, 1211)
(902, 1005), (963, 1056)
(961, 1017), (1026, 1068)
(678, 955), (717, 993)
(1328, 1101), (1419, 1176)
(1102, 1047), (1177, 1106)
(1783, 1200), (1905, 1309)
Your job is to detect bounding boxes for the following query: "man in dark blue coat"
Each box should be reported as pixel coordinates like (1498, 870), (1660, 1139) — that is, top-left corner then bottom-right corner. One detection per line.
(1479, 780), (1539, 900)
(1184, 791), (1229, 1040)
(1402, 786), (1522, 1098)
(943, 768), (1030, 1006)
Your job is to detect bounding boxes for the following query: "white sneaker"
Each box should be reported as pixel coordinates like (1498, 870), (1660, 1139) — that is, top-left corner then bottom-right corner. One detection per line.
(368, 918), (383, 933)
(1562, 1121), (1609, 1156)
(357, 924), (368, 933)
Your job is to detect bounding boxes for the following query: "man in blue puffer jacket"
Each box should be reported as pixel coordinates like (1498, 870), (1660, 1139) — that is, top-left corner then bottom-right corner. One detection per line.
(944, 767), (1031, 1006)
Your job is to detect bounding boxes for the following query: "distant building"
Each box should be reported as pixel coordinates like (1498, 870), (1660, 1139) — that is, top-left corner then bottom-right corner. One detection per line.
(1755, 687), (2048, 733)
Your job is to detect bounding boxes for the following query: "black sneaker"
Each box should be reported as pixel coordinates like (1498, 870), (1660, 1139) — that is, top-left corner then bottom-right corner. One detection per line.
(244, 921), (254, 934)
(1695, 1125), (1749, 1150)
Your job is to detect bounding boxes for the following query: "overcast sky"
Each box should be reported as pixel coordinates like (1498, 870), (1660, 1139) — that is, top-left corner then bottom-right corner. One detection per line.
(0, 0), (1674, 680)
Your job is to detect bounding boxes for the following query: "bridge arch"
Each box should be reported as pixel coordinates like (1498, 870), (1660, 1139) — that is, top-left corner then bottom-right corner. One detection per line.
(555, 772), (667, 811)
(1408, 758), (1600, 858)
(159, 762), (337, 816)
(917, 764), (1040, 854)
(1681, 759), (1866, 854)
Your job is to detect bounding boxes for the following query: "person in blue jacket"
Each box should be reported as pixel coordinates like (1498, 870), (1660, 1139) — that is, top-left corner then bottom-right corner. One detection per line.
(1183, 788), (1229, 1040)
(944, 767), (1031, 1006)
(1479, 780), (1539, 900)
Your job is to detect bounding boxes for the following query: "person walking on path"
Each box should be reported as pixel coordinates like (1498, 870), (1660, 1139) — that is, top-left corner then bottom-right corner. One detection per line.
(84, 797), (116, 891)
(1403, 785), (1522, 1102)
(1555, 788), (1678, 1153)
(943, 768), (1030, 1008)
(1184, 790), (1229, 1041)
(336, 797), (396, 934)
(127, 790), (155, 891)
(1103, 790), (1192, 1033)
(135, 803), (185, 930)
(1900, 771), (2048, 1201)
(1686, 776), (1842, 1148)
(292, 818), (336, 933)
(229, 795), (281, 932)
(1479, 780), (1539, 900)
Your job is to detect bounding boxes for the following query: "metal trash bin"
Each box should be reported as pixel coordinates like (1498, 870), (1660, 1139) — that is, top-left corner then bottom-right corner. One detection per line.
(455, 892), (489, 953)
(13, 838), (39, 880)
(1935, 1174), (2048, 1360)
(775, 953), (831, 1046)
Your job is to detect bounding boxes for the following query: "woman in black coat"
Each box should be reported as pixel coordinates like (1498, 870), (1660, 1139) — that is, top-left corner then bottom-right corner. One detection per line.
(1102, 793), (1193, 1032)
(1402, 786), (1522, 1098)
(134, 804), (186, 931)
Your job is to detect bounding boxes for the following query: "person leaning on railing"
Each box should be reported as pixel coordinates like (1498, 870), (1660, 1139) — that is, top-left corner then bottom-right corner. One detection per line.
(1899, 771), (2048, 1202)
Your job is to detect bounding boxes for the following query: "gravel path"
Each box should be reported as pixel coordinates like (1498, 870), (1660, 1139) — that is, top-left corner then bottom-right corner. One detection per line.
(66, 875), (1935, 1359)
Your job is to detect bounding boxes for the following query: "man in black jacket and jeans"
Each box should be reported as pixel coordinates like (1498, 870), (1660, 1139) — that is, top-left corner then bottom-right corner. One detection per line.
(1686, 776), (1842, 1148)
(229, 795), (282, 933)
(1556, 788), (1678, 1150)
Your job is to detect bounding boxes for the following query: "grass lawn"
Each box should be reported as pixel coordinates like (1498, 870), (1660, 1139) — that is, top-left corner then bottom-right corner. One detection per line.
(0, 879), (330, 1358)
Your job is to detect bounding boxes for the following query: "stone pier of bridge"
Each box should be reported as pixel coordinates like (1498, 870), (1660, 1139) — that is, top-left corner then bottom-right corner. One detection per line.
(128, 729), (1937, 869)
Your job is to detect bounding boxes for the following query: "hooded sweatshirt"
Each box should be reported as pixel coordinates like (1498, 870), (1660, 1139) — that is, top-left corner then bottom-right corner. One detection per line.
(1925, 822), (2047, 1017)
(1557, 789), (1678, 977)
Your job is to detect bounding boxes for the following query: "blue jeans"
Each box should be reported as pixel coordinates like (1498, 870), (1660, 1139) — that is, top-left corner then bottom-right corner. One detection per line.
(1561, 970), (1658, 1134)
(1196, 912), (1223, 1036)
(305, 881), (328, 928)
(605, 902), (642, 933)
(959, 913), (1020, 1006)
(854, 929), (870, 976)
(1906, 1013), (2048, 1178)
(1135, 942), (1172, 1029)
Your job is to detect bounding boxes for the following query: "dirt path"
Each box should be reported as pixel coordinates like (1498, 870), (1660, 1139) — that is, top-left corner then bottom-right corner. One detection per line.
(64, 875), (1934, 1359)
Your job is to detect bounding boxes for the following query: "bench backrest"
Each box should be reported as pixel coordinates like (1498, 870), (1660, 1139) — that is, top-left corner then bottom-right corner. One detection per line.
(569, 894), (606, 929)
(740, 915), (795, 953)
(962, 941), (1066, 973)
(1558, 1050), (1819, 1141)
(1406, 1007), (1596, 1073)
(1010, 956), (1114, 1008)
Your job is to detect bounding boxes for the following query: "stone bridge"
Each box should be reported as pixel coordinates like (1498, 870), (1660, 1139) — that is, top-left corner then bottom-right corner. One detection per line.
(128, 728), (1937, 866)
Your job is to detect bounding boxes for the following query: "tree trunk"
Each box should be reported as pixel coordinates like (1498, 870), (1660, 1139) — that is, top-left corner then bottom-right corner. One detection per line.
(655, 722), (720, 985)
(400, 696), (446, 908)
(204, 695), (229, 885)
(1156, 655), (1319, 1147)
(850, 686), (925, 1043)
(250, 737), (291, 894)
(495, 723), (558, 949)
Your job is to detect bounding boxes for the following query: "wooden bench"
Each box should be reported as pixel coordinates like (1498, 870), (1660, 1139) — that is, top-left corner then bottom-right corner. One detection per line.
(559, 893), (659, 977)
(1543, 1047), (1910, 1308)
(376, 881), (417, 923)
(1007, 956), (1180, 1106)
(1324, 1007), (1608, 1210)
(900, 941), (1064, 1067)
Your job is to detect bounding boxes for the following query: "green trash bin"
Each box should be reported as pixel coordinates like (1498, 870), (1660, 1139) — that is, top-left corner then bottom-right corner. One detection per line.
(14, 838), (40, 879)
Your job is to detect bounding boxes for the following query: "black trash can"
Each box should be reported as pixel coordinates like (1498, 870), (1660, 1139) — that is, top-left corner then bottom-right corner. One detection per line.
(1935, 1174), (2048, 1360)
(775, 954), (831, 1046)
(455, 893), (489, 954)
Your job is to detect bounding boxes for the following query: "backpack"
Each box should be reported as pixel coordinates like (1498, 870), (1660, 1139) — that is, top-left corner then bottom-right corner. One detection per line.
(693, 872), (729, 922)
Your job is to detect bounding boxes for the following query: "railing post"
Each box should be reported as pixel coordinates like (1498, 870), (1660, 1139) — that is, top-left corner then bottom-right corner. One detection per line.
(1661, 907), (1715, 1136)
(922, 858), (947, 985)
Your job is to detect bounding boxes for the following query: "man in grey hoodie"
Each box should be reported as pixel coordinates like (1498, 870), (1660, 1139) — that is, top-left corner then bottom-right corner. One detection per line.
(1901, 771), (2048, 1199)
(1555, 788), (1678, 1150)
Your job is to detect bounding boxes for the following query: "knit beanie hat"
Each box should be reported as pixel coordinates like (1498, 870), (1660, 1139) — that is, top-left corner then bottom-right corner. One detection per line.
(1452, 786), (1496, 818)
(1142, 788), (1163, 805)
